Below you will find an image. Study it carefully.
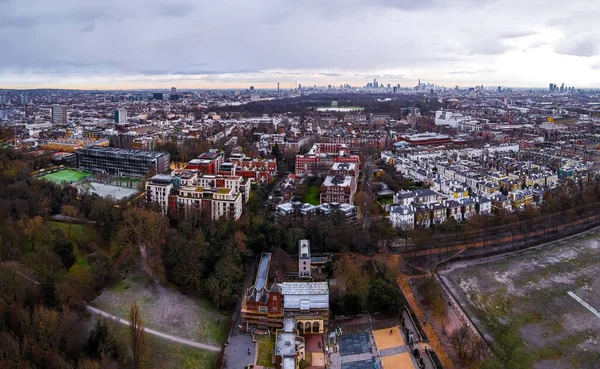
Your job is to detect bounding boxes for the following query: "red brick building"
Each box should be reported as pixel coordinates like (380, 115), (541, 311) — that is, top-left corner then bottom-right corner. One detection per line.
(295, 154), (359, 177)
(229, 157), (277, 183)
(186, 150), (223, 174)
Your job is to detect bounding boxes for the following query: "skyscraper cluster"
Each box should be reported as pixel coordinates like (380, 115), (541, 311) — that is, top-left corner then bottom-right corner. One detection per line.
(549, 83), (576, 93)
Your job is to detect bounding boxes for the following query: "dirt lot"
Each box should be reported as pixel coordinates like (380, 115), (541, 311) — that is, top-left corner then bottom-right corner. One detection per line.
(92, 269), (228, 346)
(441, 232), (600, 368)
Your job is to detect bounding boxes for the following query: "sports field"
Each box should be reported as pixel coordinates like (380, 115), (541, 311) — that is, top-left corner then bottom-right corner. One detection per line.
(39, 169), (92, 184)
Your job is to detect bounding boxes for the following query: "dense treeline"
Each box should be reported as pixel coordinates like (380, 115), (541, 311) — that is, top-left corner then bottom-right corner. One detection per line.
(213, 93), (442, 118)
(0, 149), (124, 368)
(0, 148), (249, 368)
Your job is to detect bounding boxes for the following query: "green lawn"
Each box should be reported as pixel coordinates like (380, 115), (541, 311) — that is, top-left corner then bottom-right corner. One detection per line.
(109, 321), (218, 369)
(378, 196), (394, 205)
(256, 335), (275, 368)
(39, 169), (92, 184)
(145, 334), (218, 369)
(303, 184), (320, 205)
(48, 221), (96, 244)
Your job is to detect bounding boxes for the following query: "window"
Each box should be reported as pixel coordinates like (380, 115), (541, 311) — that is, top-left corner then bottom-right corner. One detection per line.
(303, 266), (307, 270)
(273, 295), (277, 301)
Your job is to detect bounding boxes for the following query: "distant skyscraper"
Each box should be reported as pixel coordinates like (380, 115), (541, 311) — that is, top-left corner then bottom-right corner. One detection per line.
(373, 79), (379, 89)
(153, 92), (164, 100)
(0, 95), (5, 105)
(298, 84), (302, 90)
(387, 83), (391, 89)
(52, 105), (67, 124)
(19, 94), (28, 105)
(277, 82), (280, 92)
(250, 86), (255, 91)
(114, 108), (127, 124)
(328, 84), (332, 89)
(171, 87), (176, 95)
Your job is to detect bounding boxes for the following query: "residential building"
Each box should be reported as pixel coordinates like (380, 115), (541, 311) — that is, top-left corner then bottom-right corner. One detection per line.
(320, 175), (356, 205)
(414, 204), (431, 228)
(389, 205), (415, 229)
(177, 185), (243, 220)
(187, 150), (224, 174)
(413, 189), (439, 204)
(295, 144), (359, 177)
(398, 132), (452, 145)
(460, 197), (477, 219)
(431, 203), (447, 225)
(114, 108), (127, 124)
(146, 174), (173, 215)
(227, 155), (277, 183)
(52, 105), (67, 124)
(476, 197), (492, 215)
(146, 169), (250, 220)
(446, 200), (462, 221)
(78, 146), (170, 178)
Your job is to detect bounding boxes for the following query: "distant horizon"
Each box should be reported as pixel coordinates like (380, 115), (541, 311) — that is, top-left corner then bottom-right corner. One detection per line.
(0, 84), (598, 92)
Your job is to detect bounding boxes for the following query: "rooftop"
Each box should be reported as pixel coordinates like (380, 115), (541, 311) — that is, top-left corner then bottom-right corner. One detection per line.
(79, 145), (167, 158)
(323, 175), (353, 187)
(279, 281), (329, 295)
(256, 253), (271, 290)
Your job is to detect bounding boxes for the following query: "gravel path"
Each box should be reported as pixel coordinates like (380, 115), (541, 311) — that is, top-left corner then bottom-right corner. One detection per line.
(87, 305), (221, 352)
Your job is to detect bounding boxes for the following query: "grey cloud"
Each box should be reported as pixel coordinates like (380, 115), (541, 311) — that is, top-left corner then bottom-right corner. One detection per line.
(155, 2), (195, 18)
(555, 37), (599, 57)
(0, 0), (599, 87)
(500, 30), (536, 39)
(81, 22), (96, 32)
(464, 39), (511, 55)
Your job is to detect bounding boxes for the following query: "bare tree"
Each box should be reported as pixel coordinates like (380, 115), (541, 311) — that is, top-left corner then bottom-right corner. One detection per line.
(128, 302), (146, 368)
(60, 205), (80, 240)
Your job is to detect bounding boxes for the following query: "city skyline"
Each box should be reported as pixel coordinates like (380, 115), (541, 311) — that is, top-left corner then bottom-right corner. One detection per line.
(2, 0), (600, 89)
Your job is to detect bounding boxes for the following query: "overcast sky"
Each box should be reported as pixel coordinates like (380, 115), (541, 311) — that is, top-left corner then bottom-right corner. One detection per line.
(1, 0), (600, 89)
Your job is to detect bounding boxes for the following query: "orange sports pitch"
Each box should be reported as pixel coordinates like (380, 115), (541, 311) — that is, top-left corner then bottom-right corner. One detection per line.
(382, 352), (415, 369)
(373, 327), (405, 350)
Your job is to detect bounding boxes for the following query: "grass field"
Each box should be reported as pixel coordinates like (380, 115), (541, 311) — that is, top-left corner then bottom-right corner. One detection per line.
(39, 169), (92, 184)
(93, 268), (228, 346)
(441, 233), (600, 369)
(48, 221), (97, 270)
(255, 336), (275, 367)
(303, 184), (320, 205)
(102, 319), (218, 369)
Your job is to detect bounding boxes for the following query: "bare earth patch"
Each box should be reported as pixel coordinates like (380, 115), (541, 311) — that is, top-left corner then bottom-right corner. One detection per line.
(441, 234), (600, 368)
(92, 269), (228, 346)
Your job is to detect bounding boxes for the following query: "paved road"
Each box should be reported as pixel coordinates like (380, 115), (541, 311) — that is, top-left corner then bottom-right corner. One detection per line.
(86, 305), (221, 352)
(222, 260), (258, 369)
(397, 273), (454, 369)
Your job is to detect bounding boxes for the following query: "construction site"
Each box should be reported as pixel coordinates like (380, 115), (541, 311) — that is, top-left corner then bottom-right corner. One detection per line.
(440, 229), (600, 369)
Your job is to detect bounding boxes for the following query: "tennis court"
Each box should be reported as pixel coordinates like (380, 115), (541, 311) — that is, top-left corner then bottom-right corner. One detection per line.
(373, 327), (405, 350)
(39, 169), (92, 184)
(382, 353), (415, 369)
